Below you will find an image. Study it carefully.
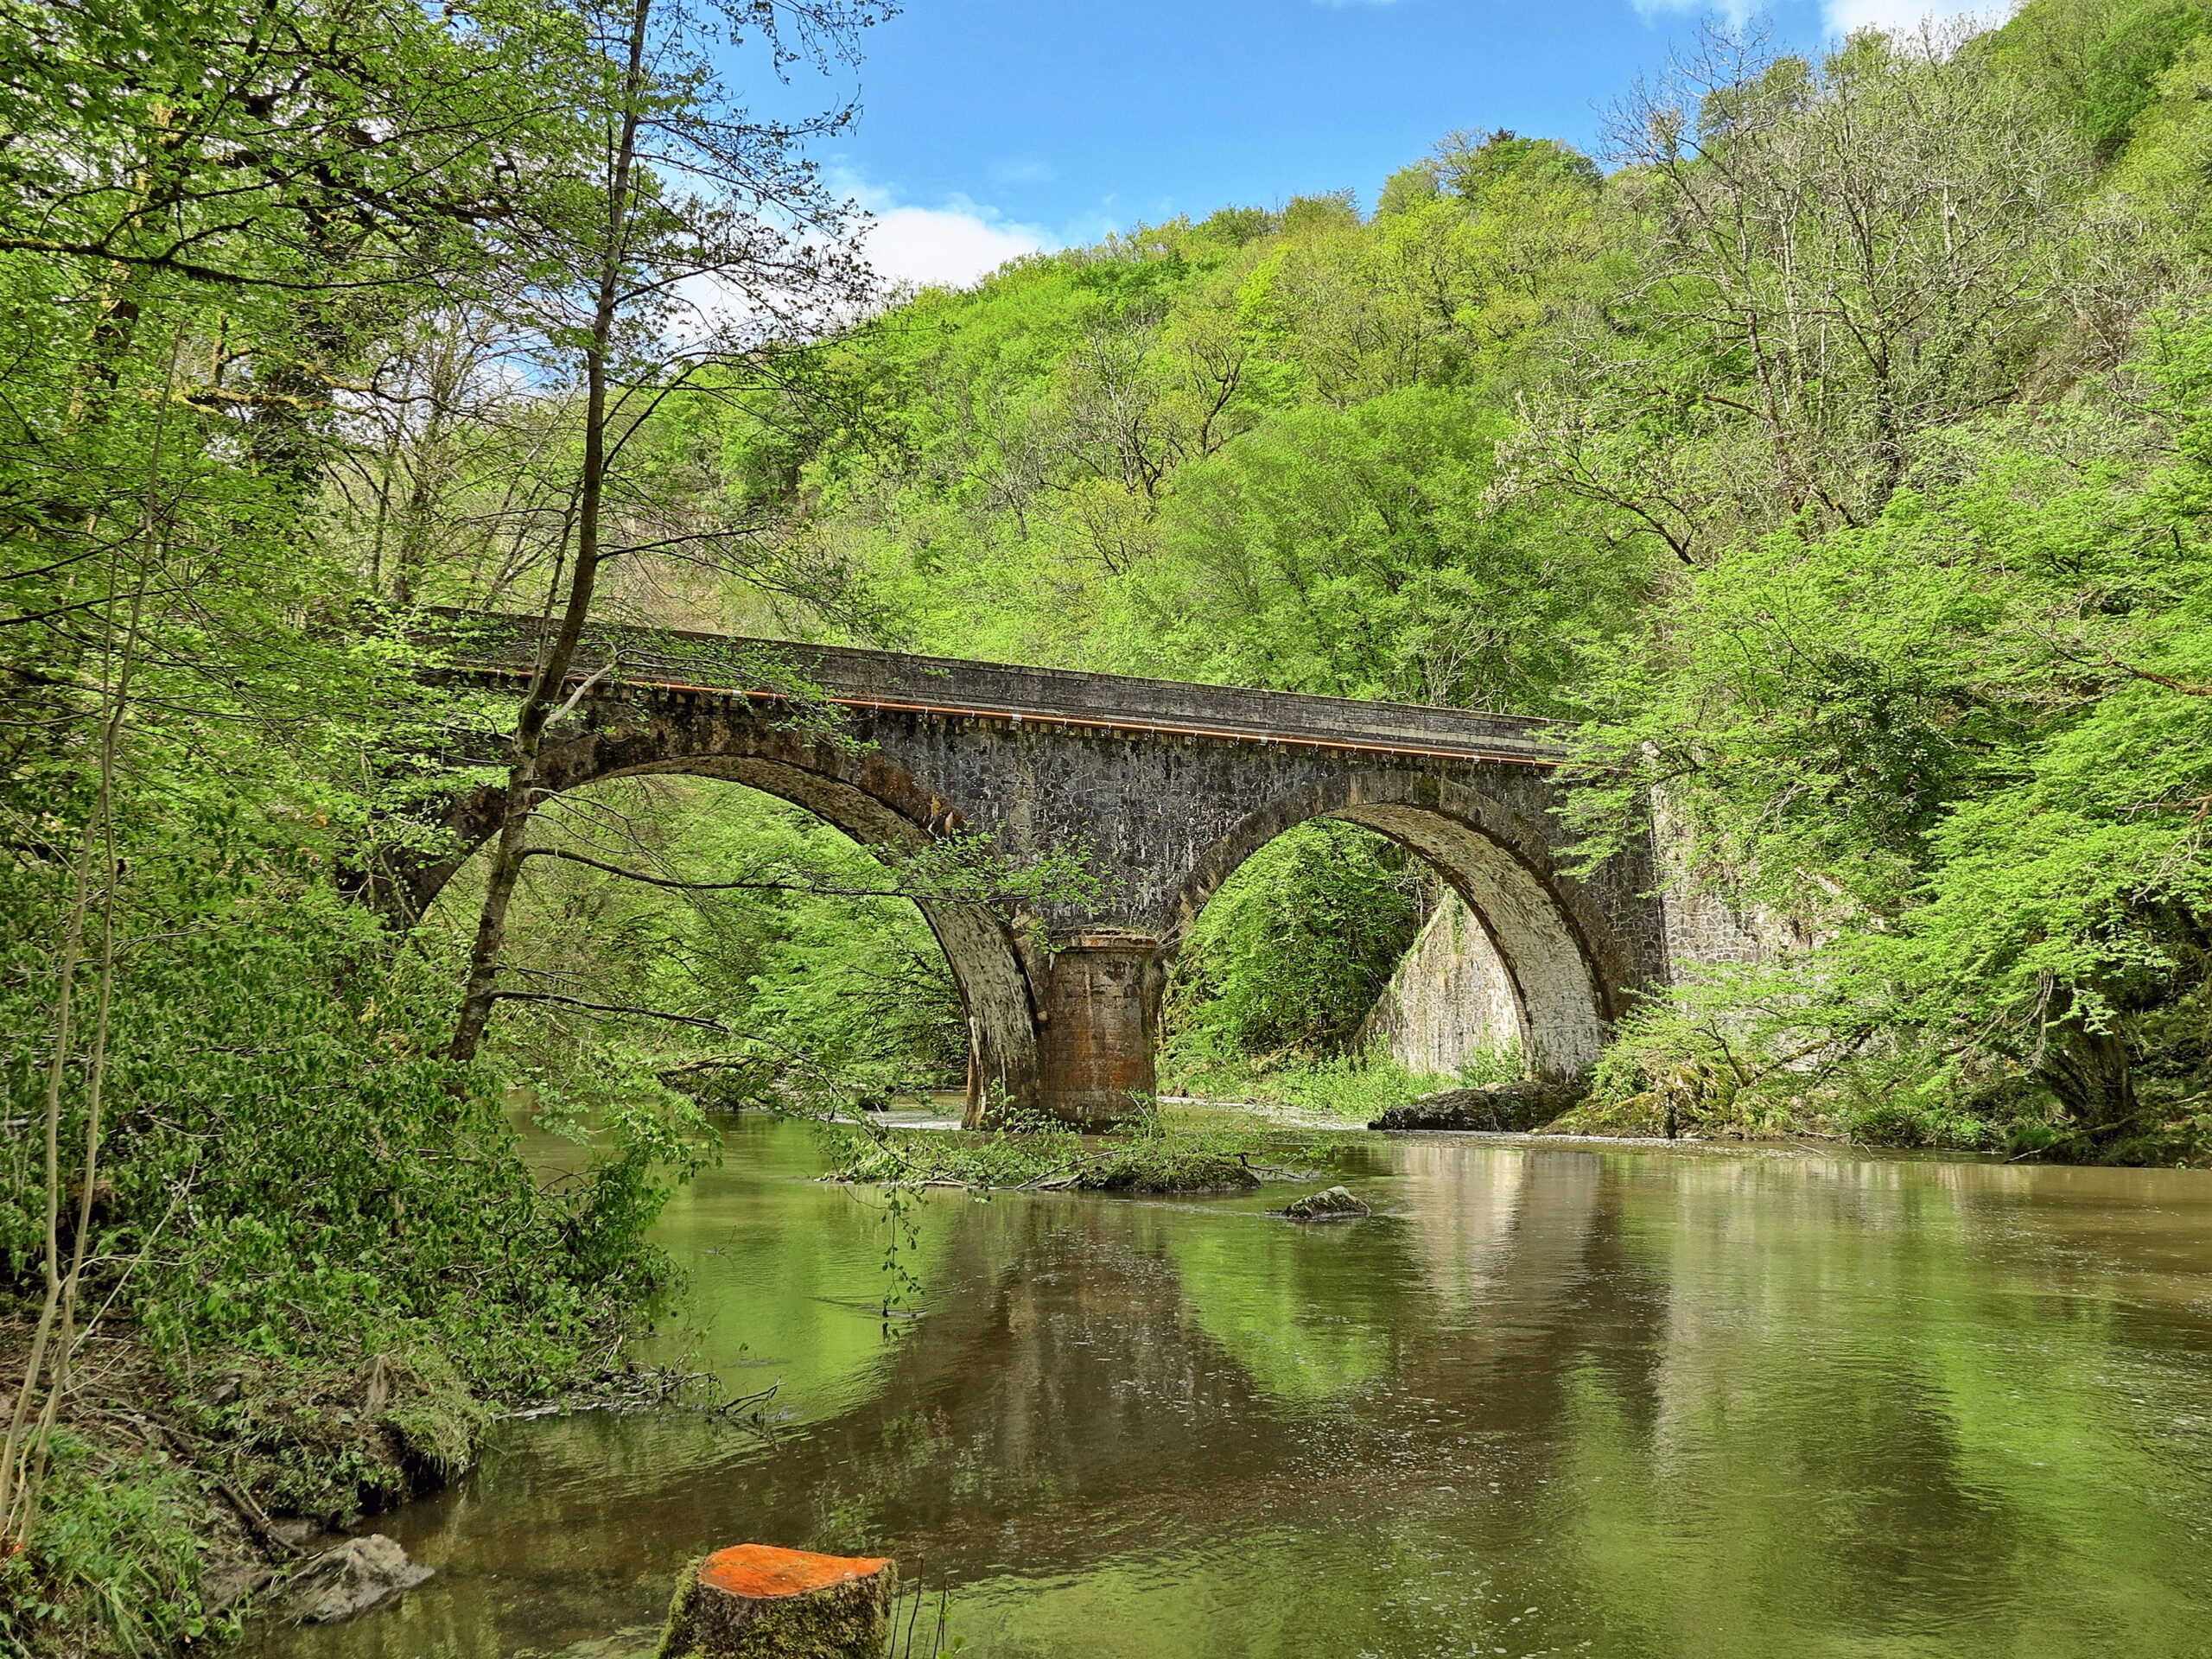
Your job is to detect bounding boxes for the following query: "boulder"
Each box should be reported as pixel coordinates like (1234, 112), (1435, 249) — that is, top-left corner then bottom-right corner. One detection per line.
(658, 1544), (893, 1658)
(1277, 1185), (1370, 1221)
(283, 1535), (432, 1623)
(1367, 1079), (1581, 1133)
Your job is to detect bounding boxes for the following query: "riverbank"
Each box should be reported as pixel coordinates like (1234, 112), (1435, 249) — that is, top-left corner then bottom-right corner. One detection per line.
(1163, 1054), (2212, 1167)
(0, 1324), (465, 1652)
(0, 1310), (683, 1656)
(817, 1110), (1357, 1194)
(0, 1082), (687, 1659)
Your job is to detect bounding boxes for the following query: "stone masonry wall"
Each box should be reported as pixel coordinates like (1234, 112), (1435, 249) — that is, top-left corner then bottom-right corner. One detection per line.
(1358, 891), (1528, 1077)
(1647, 793), (1817, 976)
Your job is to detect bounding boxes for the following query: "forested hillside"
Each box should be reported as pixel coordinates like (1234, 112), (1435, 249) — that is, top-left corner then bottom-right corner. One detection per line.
(11, 0), (2212, 1647)
(674, 0), (2212, 1159)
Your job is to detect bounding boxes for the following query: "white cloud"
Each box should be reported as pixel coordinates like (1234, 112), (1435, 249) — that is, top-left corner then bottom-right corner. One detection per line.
(1822, 0), (2005, 29)
(822, 170), (1053, 294)
(637, 180), (1053, 351)
(1630, 0), (2006, 29)
(861, 202), (1049, 291)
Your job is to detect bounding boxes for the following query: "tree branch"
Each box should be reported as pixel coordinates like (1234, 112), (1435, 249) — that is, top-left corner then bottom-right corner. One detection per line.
(485, 990), (728, 1030)
(522, 846), (868, 894)
(515, 846), (942, 901)
(2118, 663), (2212, 697)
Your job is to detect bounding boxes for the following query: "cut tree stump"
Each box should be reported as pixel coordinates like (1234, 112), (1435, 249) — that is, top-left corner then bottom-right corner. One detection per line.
(656, 1544), (894, 1659)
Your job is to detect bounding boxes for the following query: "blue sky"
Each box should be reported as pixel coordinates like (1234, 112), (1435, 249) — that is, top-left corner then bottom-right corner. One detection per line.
(760, 0), (2000, 286)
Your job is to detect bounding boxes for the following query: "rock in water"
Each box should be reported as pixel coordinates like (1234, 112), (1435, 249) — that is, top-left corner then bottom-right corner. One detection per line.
(1278, 1185), (1370, 1221)
(658, 1544), (893, 1658)
(284, 1535), (432, 1623)
(1367, 1080), (1581, 1132)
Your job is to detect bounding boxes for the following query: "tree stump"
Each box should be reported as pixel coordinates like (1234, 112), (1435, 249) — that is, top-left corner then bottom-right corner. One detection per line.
(656, 1544), (894, 1659)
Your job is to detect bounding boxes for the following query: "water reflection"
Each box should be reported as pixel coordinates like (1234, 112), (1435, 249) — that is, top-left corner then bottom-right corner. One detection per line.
(248, 1123), (2212, 1659)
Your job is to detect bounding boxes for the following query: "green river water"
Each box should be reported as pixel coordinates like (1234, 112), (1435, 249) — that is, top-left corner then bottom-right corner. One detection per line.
(247, 1116), (2212, 1659)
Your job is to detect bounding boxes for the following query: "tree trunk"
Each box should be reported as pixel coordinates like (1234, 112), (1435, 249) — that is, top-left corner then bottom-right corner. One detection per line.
(448, 0), (654, 1064)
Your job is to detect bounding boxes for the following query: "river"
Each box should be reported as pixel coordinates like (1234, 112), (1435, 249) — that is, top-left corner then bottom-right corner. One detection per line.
(247, 1116), (2212, 1659)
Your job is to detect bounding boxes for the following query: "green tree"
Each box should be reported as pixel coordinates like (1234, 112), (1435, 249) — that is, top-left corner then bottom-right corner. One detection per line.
(1165, 821), (1424, 1064)
(1111, 386), (1648, 711)
(1571, 322), (2212, 1151)
(444, 0), (886, 1062)
(1509, 29), (2091, 565)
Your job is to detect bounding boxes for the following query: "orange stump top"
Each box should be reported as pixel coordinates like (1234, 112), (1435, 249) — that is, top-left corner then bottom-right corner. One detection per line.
(697, 1545), (892, 1601)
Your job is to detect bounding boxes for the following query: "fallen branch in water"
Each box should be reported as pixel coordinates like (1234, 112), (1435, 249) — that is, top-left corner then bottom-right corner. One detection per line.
(715, 1381), (780, 1417)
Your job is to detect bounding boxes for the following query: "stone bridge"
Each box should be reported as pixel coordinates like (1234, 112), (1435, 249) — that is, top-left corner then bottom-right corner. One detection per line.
(396, 612), (1677, 1126)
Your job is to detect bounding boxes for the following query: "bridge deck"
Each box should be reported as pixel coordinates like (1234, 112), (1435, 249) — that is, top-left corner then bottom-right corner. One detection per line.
(429, 610), (1568, 767)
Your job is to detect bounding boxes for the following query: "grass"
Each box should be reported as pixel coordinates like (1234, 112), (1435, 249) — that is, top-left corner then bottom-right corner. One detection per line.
(0, 1433), (223, 1659)
(1158, 1044), (1528, 1123)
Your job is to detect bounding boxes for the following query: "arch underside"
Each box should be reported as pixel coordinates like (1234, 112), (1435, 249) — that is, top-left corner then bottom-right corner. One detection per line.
(1331, 803), (1603, 1077)
(410, 737), (1042, 1122)
(599, 756), (1043, 1117)
(1168, 772), (1615, 1083)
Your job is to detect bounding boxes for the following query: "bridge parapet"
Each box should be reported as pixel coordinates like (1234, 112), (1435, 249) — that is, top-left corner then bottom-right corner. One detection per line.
(423, 609), (1569, 768)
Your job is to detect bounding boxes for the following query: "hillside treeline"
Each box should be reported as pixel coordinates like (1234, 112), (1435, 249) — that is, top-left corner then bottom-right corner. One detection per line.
(671, 3), (2212, 1160)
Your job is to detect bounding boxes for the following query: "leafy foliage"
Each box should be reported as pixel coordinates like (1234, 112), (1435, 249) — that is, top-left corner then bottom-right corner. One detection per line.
(1162, 822), (1425, 1067)
(711, 3), (2212, 1161)
(0, 0), (890, 1645)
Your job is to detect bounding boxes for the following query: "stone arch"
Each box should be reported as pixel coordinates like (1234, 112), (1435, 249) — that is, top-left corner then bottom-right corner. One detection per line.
(1165, 770), (1618, 1080)
(396, 712), (1040, 1119)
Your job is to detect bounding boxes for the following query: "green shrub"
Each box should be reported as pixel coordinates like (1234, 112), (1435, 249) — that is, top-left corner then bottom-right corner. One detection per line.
(0, 1436), (223, 1659)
